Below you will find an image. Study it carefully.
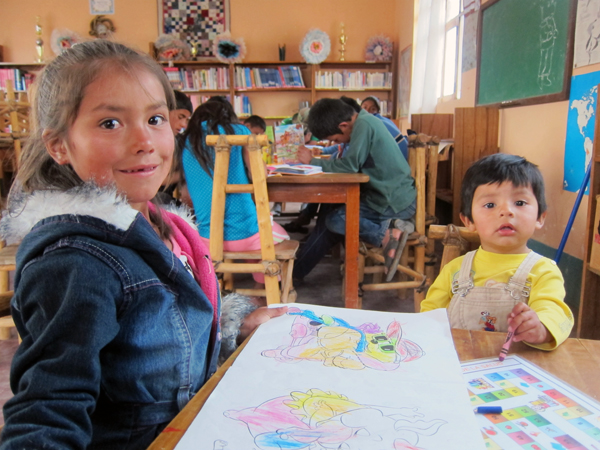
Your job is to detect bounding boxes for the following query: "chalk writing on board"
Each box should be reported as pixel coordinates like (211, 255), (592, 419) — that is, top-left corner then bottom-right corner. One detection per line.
(538, 2), (558, 89)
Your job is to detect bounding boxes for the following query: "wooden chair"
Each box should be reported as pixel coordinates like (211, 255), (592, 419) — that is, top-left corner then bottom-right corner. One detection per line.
(428, 224), (480, 271)
(0, 241), (18, 341)
(206, 134), (299, 305)
(356, 133), (440, 312)
(0, 79), (30, 176)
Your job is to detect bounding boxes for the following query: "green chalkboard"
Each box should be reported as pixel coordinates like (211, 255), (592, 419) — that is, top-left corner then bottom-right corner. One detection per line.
(476, 0), (576, 108)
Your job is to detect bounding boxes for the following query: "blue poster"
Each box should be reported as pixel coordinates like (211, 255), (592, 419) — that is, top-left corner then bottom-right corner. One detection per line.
(563, 71), (600, 194)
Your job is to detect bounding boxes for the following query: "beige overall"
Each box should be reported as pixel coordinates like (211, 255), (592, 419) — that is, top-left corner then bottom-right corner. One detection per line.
(447, 250), (542, 332)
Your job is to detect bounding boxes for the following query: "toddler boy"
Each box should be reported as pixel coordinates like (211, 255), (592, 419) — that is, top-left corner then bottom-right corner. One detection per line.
(421, 153), (573, 350)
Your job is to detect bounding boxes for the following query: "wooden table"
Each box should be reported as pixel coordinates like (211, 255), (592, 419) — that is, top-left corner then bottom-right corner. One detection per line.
(149, 330), (600, 449)
(267, 173), (369, 309)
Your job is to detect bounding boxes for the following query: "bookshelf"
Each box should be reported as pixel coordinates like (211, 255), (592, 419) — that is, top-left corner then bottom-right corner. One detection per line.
(578, 85), (600, 340)
(0, 63), (44, 92)
(0, 48), (399, 121)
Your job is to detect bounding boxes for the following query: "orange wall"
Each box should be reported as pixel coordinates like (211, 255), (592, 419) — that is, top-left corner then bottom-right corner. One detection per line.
(0, 0), (399, 63)
(0, 0), (158, 62)
(436, 61), (600, 261)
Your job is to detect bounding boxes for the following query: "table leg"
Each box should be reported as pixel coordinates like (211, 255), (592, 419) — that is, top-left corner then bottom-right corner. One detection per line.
(345, 184), (361, 309)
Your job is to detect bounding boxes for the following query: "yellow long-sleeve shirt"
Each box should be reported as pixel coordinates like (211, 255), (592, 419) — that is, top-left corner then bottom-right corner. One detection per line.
(421, 248), (574, 350)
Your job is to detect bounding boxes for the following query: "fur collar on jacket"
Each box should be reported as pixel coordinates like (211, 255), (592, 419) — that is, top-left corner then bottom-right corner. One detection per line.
(1, 184), (196, 245)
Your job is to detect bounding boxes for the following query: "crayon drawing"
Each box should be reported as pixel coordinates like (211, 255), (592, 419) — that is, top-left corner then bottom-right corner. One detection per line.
(262, 307), (424, 371)
(217, 388), (446, 450)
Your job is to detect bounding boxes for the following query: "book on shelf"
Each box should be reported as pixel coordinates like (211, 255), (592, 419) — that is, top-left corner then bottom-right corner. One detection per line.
(267, 164), (323, 176)
(235, 66), (305, 89)
(163, 67), (229, 91)
(274, 123), (305, 164)
(0, 68), (34, 91)
(314, 70), (392, 89)
(233, 94), (252, 117)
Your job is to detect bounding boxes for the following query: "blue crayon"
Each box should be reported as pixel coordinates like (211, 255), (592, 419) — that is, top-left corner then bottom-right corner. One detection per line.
(474, 406), (503, 414)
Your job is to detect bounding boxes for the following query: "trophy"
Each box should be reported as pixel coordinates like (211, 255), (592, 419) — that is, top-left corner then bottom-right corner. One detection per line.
(339, 23), (347, 61)
(35, 16), (44, 63)
(190, 42), (198, 60)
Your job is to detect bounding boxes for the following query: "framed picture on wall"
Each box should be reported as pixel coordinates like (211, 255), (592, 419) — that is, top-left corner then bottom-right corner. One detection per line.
(398, 45), (412, 119)
(157, 0), (231, 58)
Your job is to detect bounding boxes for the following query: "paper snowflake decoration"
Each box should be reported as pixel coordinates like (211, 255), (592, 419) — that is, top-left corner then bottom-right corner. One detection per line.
(213, 32), (246, 64)
(300, 29), (331, 64)
(365, 35), (393, 62)
(50, 28), (82, 56)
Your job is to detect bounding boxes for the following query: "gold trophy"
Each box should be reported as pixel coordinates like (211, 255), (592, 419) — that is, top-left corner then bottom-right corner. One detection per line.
(339, 23), (347, 61)
(35, 16), (44, 63)
(190, 42), (198, 60)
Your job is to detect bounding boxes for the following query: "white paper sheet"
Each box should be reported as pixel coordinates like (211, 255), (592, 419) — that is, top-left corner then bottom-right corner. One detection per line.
(175, 304), (485, 450)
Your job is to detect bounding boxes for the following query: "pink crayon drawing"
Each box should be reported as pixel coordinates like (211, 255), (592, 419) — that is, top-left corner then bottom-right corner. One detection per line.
(220, 388), (446, 450)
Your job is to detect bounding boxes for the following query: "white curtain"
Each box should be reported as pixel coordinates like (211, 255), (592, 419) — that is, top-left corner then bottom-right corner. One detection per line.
(409, 0), (446, 115)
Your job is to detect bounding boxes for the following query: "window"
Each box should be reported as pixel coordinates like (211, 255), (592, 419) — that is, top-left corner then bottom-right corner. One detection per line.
(410, 0), (478, 113)
(441, 0), (462, 98)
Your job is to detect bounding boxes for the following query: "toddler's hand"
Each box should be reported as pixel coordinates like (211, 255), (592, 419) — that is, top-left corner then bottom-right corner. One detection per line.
(507, 303), (550, 345)
(238, 306), (288, 342)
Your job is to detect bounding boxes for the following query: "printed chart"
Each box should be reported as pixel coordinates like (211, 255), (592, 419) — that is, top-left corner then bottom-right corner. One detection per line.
(462, 356), (600, 450)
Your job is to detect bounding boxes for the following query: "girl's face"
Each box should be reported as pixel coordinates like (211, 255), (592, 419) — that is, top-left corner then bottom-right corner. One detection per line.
(46, 67), (174, 215)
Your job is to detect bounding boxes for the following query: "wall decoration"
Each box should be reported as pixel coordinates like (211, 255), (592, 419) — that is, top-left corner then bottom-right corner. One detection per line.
(50, 29), (82, 56)
(462, 10), (478, 72)
(158, 0), (230, 58)
(154, 34), (191, 62)
(365, 34), (393, 62)
(300, 29), (331, 64)
(574, 0), (600, 68)
(89, 0), (114, 15)
(213, 32), (246, 64)
(89, 15), (115, 39)
(398, 45), (412, 119)
(563, 70), (600, 193)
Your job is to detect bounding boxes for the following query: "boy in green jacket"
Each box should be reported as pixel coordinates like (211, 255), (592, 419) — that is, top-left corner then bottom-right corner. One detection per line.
(294, 98), (416, 281)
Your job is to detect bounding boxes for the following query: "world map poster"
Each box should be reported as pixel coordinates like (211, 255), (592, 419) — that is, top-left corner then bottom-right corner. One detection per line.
(563, 71), (600, 194)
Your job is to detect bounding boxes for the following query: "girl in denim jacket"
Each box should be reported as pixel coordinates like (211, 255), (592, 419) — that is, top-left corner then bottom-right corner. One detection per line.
(0, 40), (286, 450)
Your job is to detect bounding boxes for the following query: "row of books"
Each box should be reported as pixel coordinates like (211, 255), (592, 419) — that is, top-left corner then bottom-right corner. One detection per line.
(163, 67), (230, 92)
(235, 66), (305, 90)
(232, 94), (252, 117)
(0, 69), (35, 92)
(184, 93), (251, 117)
(314, 70), (393, 89)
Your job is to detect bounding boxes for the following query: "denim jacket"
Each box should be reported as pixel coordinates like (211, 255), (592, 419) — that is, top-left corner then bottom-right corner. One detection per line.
(0, 185), (225, 449)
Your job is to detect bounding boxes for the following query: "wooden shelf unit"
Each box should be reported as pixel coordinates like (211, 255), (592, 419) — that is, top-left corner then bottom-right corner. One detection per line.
(1, 50), (399, 121)
(578, 84), (600, 339)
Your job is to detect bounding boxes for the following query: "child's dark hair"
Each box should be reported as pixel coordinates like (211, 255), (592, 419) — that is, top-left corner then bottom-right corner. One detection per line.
(461, 153), (547, 221)
(181, 99), (239, 177)
(173, 90), (193, 114)
(243, 115), (266, 132)
(307, 98), (355, 139)
(361, 96), (380, 113)
(340, 96), (361, 113)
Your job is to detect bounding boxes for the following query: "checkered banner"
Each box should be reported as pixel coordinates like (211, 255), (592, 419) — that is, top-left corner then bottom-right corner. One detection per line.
(159, 0), (230, 57)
